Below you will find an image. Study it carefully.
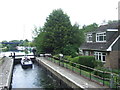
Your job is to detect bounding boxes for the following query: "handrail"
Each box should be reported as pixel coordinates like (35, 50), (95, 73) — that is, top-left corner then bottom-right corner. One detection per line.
(44, 55), (120, 88)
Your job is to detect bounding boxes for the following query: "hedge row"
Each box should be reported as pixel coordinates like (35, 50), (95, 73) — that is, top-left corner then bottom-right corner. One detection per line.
(64, 56), (103, 69)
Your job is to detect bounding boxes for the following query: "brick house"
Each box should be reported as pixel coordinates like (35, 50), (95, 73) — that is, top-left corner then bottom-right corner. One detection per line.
(79, 22), (120, 69)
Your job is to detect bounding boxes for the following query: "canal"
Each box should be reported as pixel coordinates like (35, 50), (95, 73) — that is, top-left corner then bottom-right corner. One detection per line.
(11, 60), (69, 89)
(0, 51), (71, 89)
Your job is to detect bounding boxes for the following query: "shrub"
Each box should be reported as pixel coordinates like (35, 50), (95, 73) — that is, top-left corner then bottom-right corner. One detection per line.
(111, 69), (120, 74)
(93, 66), (111, 78)
(78, 56), (96, 68)
(94, 60), (103, 67)
(92, 65), (120, 79)
(72, 56), (79, 63)
(64, 56), (72, 61)
(64, 55), (104, 72)
(53, 54), (59, 58)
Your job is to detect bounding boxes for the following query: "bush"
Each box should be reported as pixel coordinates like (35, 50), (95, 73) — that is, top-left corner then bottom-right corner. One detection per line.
(64, 56), (72, 61)
(64, 55), (104, 72)
(111, 69), (120, 74)
(94, 67), (120, 78)
(78, 56), (96, 68)
(94, 60), (103, 67)
(53, 54), (59, 58)
(93, 66), (111, 78)
(72, 56), (79, 63)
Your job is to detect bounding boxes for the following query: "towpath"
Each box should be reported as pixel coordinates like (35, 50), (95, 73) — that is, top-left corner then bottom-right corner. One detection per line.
(0, 57), (13, 90)
(36, 57), (108, 90)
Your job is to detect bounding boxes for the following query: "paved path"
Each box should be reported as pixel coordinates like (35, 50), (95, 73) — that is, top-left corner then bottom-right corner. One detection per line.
(36, 57), (108, 90)
(0, 57), (13, 90)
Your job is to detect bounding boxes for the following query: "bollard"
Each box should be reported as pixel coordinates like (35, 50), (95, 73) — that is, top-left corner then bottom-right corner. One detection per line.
(2, 86), (8, 90)
(12, 52), (15, 60)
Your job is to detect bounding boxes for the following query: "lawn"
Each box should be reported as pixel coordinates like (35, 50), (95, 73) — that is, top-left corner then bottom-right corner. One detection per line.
(46, 56), (120, 88)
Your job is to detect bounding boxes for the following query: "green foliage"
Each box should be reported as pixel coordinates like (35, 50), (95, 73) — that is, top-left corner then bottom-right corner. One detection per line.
(94, 60), (103, 67)
(7, 40), (19, 51)
(1, 39), (34, 52)
(93, 66), (120, 78)
(25, 49), (29, 54)
(34, 31), (46, 54)
(70, 56), (79, 63)
(1, 40), (7, 47)
(53, 54), (59, 57)
(62, 45), (78, 57)
(78, 56), (96, 68)
(64, 56), (72, 61)
(33, 9), (84, 55)
(64, 55), (100, 69)
(81, 23), (98, 33)
(93, 67), (110, 78)
(107, 20), (118, 24)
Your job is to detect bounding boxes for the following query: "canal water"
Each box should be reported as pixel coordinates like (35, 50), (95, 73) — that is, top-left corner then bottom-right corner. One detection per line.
(1, 52), (71, 89)
(11, 62), (63, 89)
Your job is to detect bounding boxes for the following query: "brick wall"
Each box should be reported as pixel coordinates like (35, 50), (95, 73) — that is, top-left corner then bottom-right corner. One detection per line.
(105, 51), (120, 69)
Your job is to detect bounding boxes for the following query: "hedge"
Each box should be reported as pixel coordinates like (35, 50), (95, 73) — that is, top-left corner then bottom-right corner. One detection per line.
(64, 56), (100, 69)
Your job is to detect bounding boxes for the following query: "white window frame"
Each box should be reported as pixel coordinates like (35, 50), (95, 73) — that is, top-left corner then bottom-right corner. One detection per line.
(96, 32), (106, 42)
(86, 34), (92, 42)
(94, 52), (106, 62)
(84, 51), (89, 56)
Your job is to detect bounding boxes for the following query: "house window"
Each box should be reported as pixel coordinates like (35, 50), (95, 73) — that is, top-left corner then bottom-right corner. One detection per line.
(84, 51), (89, 56)
(94, 52), (106, 62)
(86, 34), (92, 42)
(96, 32), (106, 42)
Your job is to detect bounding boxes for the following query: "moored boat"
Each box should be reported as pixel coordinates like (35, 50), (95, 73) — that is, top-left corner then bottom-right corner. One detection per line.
(21, 56), (33, 68)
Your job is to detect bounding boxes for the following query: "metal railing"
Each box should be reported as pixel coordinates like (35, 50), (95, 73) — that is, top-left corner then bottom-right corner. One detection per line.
(44, 55), (120, 89)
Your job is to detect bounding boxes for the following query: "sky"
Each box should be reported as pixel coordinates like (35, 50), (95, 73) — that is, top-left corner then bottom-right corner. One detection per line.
(0, 0), (119, 42)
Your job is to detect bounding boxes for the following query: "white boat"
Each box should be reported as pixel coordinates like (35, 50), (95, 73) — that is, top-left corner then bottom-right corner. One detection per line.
(21, 56), (33, 68)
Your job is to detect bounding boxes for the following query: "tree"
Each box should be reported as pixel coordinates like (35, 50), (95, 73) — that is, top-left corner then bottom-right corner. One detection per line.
(32, 26), (43, 39)
(81, 23), (98, 33)
(108, 20), (118, 24)
(7, 40), (20, 51)
(1, 40), (9, 51)
(34, 29), (46, 54)
(34, 9), (84, 56)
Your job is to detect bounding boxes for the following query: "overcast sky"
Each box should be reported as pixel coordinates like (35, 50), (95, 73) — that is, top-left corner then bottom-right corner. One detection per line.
(0, 0), (119, 42)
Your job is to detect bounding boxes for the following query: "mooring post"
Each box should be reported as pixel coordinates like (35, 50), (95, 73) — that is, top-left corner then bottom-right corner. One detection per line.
(13, 52), (15, 60)
(10, 53), (12, 57)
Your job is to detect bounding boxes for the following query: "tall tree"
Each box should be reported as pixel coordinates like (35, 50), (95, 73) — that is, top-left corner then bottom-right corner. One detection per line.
(34, 9), (84, 56)
(42, 9), (72, 54)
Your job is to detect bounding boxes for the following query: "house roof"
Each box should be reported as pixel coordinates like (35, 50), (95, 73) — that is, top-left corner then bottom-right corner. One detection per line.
(95, 22), (118, 32)
(80, 22), (119, 51)
(80, 42), (107, 51)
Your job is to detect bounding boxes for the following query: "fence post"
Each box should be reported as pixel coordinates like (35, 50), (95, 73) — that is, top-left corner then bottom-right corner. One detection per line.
(59, 58), (60, 66)
(116, 76), (117, 88)
(72, 63), (74, 71)
(66, 61), (67, 69)
(60, 59), (62, 66)
(53, 59), (55, 63)
(90, 71), (91, 80)
(110, 73), (114, 88)
(103, 71), (104, 86)
(63, 59), (64, 67)
(80, 64), (81, 75)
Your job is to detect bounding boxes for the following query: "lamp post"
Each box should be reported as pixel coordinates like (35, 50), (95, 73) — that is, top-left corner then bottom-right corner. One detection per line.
(59, 54), (63, 66)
